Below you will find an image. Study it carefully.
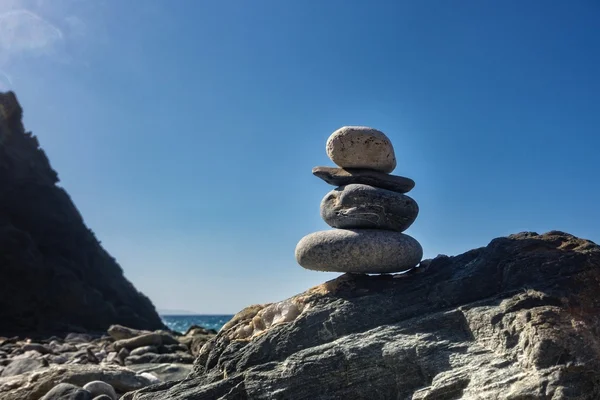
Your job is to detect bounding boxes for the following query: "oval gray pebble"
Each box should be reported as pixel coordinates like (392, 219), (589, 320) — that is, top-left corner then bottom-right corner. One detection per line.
(40, 383), (91, 400)
(83, 381), (117, 400)
(295, 229), (422, 273)
(320, 184), (418, 232)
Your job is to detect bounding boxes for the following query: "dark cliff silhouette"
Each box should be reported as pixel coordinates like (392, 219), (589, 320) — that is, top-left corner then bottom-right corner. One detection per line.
(0, 92), (165, 336)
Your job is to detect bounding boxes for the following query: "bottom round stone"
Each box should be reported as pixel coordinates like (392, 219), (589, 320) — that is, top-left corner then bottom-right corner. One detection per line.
(295, 229), (423, 273)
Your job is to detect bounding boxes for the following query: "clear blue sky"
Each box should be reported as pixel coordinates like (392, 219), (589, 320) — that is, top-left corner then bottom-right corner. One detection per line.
(1, 1), (599, 313)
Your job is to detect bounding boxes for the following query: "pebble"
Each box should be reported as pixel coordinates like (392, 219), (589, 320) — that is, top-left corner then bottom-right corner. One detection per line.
(138, 371), (161, 384)
(129, 345), (158, 356)
(92, 395), (113, 400)
(312, 166), (415, 193)
(105, 352), (119, 365)
(40, 383), (91, 400)
(320, 184), (418, 232)
(83, 381), (117, 400)
(326, 126), (396, 173)
(295, 229), (422, 273)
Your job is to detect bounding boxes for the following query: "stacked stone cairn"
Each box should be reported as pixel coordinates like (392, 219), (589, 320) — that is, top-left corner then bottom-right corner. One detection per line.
(295, 126), (423, 273)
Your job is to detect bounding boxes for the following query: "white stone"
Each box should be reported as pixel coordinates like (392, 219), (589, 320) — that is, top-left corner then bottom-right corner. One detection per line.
(326, 126), (396, 173)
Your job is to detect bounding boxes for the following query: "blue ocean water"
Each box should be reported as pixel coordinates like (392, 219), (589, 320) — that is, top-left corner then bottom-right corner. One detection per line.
(161, 315), (234, 333)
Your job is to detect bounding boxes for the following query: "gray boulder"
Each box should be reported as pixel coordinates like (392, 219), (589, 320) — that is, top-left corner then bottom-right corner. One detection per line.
(124, 231), (600, 399)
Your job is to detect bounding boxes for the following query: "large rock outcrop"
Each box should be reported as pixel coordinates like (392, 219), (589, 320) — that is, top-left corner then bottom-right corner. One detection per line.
(0, 91), (165, 335)
(126, 231), (600, 399)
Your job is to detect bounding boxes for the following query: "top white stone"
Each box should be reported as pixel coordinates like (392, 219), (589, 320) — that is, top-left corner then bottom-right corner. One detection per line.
(326, 126), (396, 173)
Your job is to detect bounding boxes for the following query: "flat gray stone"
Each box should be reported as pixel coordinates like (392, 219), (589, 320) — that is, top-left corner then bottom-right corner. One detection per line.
(326, 126), (396, 173)
(127, 363), (193, 382)
(129, 346), (158, 357)
(107, 325), (150, 341)
(114, 333), (162, 351)
(312, 166), (415, 193)
(320, 184), (418, 232)
(1, 357), (47, 377)
(125, 352), (194, 365)
(295, 229), (422, 273)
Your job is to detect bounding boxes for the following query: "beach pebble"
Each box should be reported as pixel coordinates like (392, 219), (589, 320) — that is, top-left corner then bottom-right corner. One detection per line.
(130, 345), (158, 356)
(320, 184), (418, 232)
(326, 126), (396, 173)
(104, 352), (119, 365)
(92, 395), (113, 400)
(83, 381), (117, 400)
(295, 229), (422, 273)
(40, 383), (91, 400)
(138, 371), (161, 384)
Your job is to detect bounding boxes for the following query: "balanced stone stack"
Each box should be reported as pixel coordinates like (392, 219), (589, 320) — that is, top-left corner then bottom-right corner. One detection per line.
(295, 126), (423, 273)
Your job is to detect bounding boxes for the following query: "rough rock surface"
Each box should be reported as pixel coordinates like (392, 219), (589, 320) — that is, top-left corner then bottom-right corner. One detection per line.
(320, 184), (419, 232)
(326, 126), (397, 173)
(126, 231), (600, 399)
(312, 166), (415, 194)
(295, 229), (423, 273)
(0, 91), (164, 335)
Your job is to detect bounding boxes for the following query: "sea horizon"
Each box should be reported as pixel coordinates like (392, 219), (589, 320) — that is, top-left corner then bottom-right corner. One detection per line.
(161, 314), (234, 334)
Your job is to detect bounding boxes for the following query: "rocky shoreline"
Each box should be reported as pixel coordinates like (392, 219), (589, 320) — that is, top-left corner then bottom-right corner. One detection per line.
(124, 231), (600, 399)
(0, 324), (216, 399)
